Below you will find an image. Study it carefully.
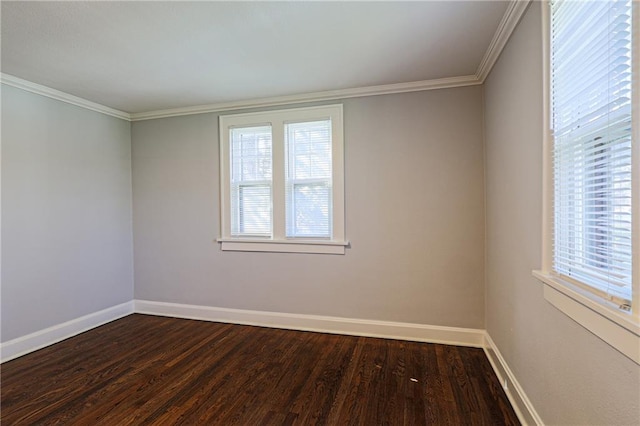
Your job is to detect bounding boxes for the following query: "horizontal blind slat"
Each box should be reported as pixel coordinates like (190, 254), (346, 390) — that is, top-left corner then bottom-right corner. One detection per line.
(230, 126), (273, 236)
(550, 0), (634, 304)
(285, 120), (333, 238)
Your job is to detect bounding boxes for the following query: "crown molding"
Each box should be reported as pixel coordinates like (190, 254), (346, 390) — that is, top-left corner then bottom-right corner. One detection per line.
(1, 73), (483, 123)
(475, 0), (532, 82)
(1, 73), (482, 123)
(129, 75), (481, 121)
(1, 2), (528, 122)
(1, 73), (131, 121)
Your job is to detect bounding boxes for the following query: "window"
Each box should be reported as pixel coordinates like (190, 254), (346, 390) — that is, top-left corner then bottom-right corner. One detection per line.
(551, 0), (634, 308)
(534, 0), (639, 363)
(218, 105), (346, 254)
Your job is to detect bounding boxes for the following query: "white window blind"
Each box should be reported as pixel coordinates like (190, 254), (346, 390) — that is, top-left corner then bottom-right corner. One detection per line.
(230, 126), (273, 237)
(285, 120), (333, 238)
(550, 0), (634, 305)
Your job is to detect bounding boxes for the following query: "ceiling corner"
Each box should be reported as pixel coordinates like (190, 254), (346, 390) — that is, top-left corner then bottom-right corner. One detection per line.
(475, 0), (532, 83)
(1, 73), (131, 121)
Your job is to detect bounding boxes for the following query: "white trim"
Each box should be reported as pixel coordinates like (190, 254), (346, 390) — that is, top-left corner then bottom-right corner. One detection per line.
(0, 1), (530, 123)
(0, 73), (481, 123)
(219, 104), (345, 253)
(476, 0), (532, 82)
(533, 271), (640, 365)
(0, 298), (484, 363)
(134, 300), (485, 348)
(130, 75), (481, 121)
(483, 333), (544, 426)
(0, 73), (130, 121)
(217, 239), (348, 255)
(536, 0), (640, 364)
(0, 299), (541, 422)
(0, 301), (134, 363)
(540, 0), (553, 273)
(534, 271), (640, 336)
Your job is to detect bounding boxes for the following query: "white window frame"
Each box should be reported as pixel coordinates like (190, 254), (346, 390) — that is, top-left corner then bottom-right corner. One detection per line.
(218, 104), (347, 254)
(533, 1), (640, 364)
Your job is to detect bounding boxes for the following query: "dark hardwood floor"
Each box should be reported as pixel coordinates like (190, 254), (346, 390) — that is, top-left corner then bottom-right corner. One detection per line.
(1, 314), (519, 425)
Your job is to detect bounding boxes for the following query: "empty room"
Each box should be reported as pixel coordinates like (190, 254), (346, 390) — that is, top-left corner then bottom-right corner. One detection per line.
(1, 0), (639, 424)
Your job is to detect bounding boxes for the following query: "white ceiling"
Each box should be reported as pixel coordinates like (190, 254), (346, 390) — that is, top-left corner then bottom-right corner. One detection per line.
(1, 1), (510, 115)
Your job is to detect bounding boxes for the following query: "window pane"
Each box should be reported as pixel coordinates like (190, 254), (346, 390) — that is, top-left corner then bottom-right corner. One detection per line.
(230, 126), (272, 236)
(285, 120), (332, 238)
(236, 184), (271, 235)
(289, 183), (331, 237)
(231, 126), (272, 182)
(287, 121), (332, 180)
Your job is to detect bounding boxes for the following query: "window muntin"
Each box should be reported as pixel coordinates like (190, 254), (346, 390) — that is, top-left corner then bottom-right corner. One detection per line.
(550, 0), (634, 308)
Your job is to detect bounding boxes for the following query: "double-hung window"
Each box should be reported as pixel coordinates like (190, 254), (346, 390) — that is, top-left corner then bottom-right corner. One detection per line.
(218, 104), (346, 254)
(534, 0), (639, 363)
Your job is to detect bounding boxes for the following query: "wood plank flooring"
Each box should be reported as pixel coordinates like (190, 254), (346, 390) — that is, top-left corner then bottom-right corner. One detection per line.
(1, 314), (519, 425)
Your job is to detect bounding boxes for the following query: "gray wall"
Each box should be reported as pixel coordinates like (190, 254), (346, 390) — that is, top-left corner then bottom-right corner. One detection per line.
(3, 14), (638, 422)
(132, 87), (486, 328)
(484, 4), (640, 425)
(1, 85), (134, 341)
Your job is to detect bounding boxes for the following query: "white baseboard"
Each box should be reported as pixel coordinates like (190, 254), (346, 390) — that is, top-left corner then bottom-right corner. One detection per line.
(0, 298), (485, 363)
(1, 301), (134, 363)
(483, 333), (544, 425)
(134, 299), (485, 347)
(1, 298), (541, 424)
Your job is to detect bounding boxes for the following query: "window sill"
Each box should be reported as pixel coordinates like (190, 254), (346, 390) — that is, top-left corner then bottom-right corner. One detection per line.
(532, 270), (639, 364)
(216, 238), (349, 255)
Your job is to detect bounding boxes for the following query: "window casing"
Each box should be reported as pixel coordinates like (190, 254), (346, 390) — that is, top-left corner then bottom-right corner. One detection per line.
(218, 105), (346, 254)
(534, 0), (639, 364)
